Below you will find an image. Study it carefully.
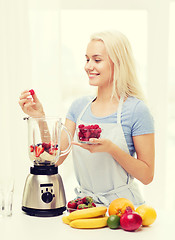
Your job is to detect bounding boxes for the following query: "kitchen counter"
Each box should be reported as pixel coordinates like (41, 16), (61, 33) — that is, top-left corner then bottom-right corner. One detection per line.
(0, 195), (174, 240)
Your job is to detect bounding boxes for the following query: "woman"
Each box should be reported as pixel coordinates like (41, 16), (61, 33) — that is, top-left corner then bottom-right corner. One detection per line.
(19, 31), (155, 207)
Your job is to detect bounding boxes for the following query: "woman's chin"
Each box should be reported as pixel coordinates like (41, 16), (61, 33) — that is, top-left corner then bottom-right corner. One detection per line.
(89, 80), (99, 86)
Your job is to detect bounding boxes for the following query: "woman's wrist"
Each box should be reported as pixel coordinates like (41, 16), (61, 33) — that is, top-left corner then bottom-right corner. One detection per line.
(107, 141), (120, 157)
(105, 139), (115, 154)
(38, 111), (45, 118)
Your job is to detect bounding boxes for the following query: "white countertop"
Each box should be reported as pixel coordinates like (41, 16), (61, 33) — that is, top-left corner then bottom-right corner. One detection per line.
(0, 194), (174, 240)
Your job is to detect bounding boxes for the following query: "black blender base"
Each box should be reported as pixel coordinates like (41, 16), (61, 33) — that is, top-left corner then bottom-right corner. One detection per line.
(22, 206), (66, 217)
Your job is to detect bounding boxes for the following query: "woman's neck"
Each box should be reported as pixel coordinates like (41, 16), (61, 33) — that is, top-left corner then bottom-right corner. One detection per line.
(96, 86), (118, 103)
(91, 88), (119, 117)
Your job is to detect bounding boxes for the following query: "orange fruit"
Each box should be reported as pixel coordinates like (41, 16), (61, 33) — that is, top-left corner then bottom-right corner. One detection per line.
(136, 204), (157, 226)
(108, 198), (135, 217)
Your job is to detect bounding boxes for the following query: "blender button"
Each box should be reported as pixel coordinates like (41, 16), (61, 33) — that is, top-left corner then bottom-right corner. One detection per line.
(46, 188), (48, 191)
(41, 190), (43, 193)
(41, 192), (53, 203)
(53, 194), (55, 197)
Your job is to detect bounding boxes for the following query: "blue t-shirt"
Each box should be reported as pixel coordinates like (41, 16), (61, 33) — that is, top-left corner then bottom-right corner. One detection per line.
(66, 96), (154, 156)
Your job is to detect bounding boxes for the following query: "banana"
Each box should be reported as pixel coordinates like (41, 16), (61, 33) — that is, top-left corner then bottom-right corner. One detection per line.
(62, 216), (71, 225)
(67, 206), (107, 221)
(70, 216), (108, 229)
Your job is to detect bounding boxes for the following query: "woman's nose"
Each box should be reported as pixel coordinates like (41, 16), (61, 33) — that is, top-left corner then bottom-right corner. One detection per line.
(85, 60), (94, 71)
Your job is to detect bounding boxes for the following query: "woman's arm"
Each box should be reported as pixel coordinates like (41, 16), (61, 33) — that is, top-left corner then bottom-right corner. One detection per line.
(72, 133), (155, 185)
(108, 133), (155, 185)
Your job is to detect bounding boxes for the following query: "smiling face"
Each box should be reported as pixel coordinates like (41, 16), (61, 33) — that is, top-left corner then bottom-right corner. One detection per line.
(84, 40), (114, 88)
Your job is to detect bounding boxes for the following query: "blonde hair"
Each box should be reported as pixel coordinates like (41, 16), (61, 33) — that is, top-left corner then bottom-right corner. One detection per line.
(90, 31), (145, 101)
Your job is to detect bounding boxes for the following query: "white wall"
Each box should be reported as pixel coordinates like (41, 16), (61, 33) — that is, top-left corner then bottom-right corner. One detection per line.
(0, 0), (174, 210)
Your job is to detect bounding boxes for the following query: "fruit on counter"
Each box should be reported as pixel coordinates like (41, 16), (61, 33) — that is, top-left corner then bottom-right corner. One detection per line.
(82, 196), (94, 204)
(67, 200), (77, 210)
(67, 196), (96, 212)
(135, 204), (157, 226)
(107, 215), (120, 229)
(76, 200), (84, 206)
(69, 216), (108, 229)
(63, 199), (157, 231)
(67, 206), (107, 221)
(78, 124), (102, 142)
(120, 207), (142, 231)
(62, 206), (108, 229)
(62, 216), (71, 225)
(77, 204), (89, 210)
(90, 202), (96, 207)
(29, 89), (35, 95)
(108, 198), (135, 217)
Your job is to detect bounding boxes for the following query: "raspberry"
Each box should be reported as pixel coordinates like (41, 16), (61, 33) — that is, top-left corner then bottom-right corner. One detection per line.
(78, 124), (85, 129)
(29, 89), (35, 95)
(83, 131), (91, 138)
(78, 124), (102, 141)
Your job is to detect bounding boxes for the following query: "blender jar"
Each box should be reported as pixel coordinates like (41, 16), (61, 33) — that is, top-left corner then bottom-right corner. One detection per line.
(26, 117), (71, 165)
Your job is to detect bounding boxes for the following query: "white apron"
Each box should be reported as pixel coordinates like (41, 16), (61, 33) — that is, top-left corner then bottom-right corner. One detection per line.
(72, 97), (145, 207)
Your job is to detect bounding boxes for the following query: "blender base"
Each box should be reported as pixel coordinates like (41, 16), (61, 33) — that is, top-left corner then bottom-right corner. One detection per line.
(22, 206), (66, 217)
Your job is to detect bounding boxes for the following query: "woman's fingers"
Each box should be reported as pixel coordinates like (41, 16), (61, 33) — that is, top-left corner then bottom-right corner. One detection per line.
(19, 92), (30, 100)
(89, 138), (102, 144)
(18, 89), (45, 118)
(19, 97), (31, 107)
(72, 138), (110, 153)
(32, 91), (39, 102)
(19, 98), (34, 113)
(72, 141), (90, 150)
(22, 101), (35, 114)
(23, 100), (35, 108)
(72, 141), (97, 152)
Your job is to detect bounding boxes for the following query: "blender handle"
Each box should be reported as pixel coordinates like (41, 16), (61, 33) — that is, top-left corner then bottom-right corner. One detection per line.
(59, 124), (72, 157)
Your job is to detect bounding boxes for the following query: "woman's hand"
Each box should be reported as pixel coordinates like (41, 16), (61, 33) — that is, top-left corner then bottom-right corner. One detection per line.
(19, 90), (45, 118)
(72, 138), (112, 153)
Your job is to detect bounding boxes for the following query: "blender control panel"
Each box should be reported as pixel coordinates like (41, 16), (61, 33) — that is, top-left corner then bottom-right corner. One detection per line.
(40, 183), (55, 204)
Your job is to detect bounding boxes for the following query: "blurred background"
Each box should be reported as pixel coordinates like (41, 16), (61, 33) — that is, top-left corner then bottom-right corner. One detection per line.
(0, 0), (174, 211)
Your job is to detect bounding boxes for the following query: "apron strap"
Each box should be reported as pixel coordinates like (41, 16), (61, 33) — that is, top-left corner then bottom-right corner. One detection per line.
(117, 96), (124, 124)
(77, 96), (96, 122)
(75, 182), (133, 207)
(74, 187), (110, 206)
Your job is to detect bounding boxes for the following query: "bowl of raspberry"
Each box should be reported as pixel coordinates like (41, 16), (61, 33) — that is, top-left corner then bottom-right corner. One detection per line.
(77, 124), (102, 144)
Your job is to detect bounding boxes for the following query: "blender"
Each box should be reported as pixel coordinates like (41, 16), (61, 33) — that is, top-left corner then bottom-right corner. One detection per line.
(22, 116), (71, 217)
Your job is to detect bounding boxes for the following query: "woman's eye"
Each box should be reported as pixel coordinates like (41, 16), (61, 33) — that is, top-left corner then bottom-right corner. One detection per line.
(95, 59), (101, 63)
(86, 59), (90, 62)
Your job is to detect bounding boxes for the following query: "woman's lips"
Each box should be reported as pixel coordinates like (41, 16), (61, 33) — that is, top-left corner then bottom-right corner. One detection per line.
(88, 73), (100, 79)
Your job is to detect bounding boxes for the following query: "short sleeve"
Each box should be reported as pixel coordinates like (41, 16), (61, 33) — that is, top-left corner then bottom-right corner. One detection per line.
(66, 96), (93, 123)
(66, 101), (77, 123)
(131, 101), (154, 136)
